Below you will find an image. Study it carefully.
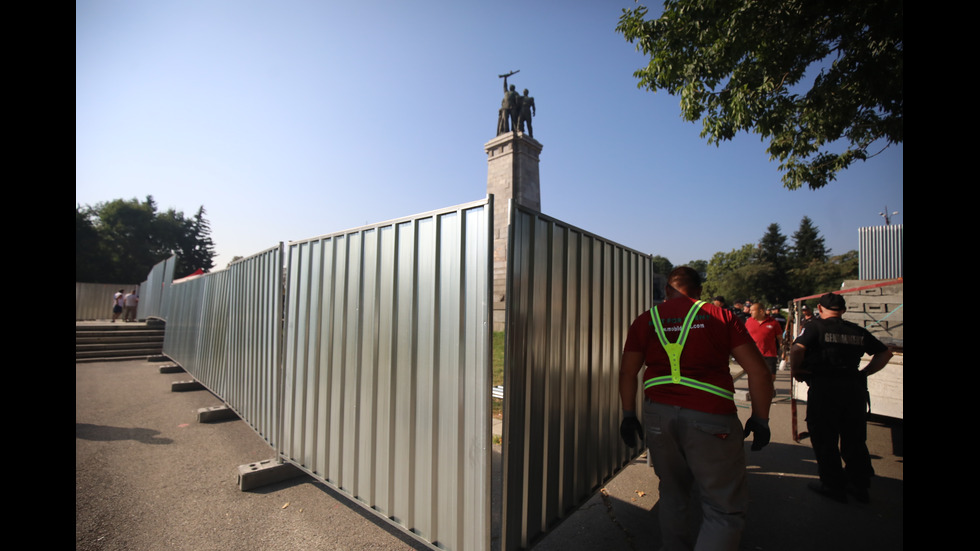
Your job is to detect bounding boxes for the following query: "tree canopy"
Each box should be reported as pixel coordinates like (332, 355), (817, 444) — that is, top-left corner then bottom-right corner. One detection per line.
(705, 244), (773, 304)
(650, 255), (674, 277)
(76, 196), (216, 283)
(753, 223), (790, 305)
(702, 217), (856, 305)
(617, 0), (903, 190)
(790, 215), (828, 264)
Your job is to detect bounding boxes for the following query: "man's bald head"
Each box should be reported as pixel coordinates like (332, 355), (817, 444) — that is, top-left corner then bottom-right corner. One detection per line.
(666, 266), (702, 299)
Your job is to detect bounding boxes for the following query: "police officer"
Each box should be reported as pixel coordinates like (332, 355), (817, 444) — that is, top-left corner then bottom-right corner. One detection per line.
(790, 293), (893, 503)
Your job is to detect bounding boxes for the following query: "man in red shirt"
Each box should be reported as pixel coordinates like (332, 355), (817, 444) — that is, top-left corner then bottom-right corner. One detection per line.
(619, 267), (772, 551)
(745, 302), (783, 388)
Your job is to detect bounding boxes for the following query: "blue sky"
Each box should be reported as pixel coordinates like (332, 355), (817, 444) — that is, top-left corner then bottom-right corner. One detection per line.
(76, 1), (903, 270)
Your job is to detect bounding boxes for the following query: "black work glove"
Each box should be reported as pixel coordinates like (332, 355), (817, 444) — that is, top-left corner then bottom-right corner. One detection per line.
(743, 416), (770, 451)
(620, 411), (644, 447)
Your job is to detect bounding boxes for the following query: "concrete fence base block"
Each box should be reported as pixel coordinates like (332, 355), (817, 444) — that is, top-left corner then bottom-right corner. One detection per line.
(158, 363), (183, 374)
(171, 380), (204, 392)
(147, 355), (170, 362)
(198, 405), (238, 423)
(237, 459), (305, 491)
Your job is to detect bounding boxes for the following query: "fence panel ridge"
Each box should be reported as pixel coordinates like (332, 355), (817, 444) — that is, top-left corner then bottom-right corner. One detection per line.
(225, 247), (283, 446)
(282, 199), (492, 551)
(147, 200), (490, 551)
(139, 255), (176, 321)
(858, 224), (903, 280)
(502, 203), (653, 550)
(75, 282), (139, 321)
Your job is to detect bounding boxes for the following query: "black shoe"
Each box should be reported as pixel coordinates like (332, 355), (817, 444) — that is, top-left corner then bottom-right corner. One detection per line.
(808, 481), (847, 503)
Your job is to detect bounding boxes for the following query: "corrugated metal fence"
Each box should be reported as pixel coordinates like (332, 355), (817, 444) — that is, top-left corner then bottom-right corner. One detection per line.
(281, 200), (492, 550)
(74, 256), (175, 321)
(859, 224), (903, 279)
(75, 282), (138, 320)
(138, 255), (176, 321)
(150, 197), (654, 551)
(224, 247), (283, 445)
(160, 200), (493, 550)
(502, 205), (652, 550)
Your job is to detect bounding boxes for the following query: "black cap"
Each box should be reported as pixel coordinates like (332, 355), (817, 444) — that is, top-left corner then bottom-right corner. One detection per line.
(819, 293), (846, 311)
(801, 304), (811, 311)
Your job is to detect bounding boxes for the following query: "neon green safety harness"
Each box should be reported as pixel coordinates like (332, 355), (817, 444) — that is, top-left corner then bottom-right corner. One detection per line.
(643, 300), (734, 401)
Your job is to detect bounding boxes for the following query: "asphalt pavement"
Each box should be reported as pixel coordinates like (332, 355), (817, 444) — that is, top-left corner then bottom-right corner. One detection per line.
(77, 360), (902, 550)
(529, 369), (904, 550)
(76, 359), (433, 551)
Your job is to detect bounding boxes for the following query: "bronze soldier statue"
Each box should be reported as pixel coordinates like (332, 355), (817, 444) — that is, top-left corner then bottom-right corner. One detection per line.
(517, 88), (535, 137)
(497, 70), (520, 135)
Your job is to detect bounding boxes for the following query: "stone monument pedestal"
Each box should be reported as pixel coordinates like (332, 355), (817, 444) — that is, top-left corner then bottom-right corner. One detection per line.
(485, 131), (542, 332)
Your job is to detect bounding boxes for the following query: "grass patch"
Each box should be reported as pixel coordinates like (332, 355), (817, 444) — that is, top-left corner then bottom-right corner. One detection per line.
(492, 331), (504, 418)
(493, 331), (505, 386)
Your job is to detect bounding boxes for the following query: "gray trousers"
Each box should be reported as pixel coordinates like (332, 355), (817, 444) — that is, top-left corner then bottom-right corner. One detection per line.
(643, 400), (748, 551)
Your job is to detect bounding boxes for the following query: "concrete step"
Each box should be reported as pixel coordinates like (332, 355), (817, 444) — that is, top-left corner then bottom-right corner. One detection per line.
(76, 354), (162, 364)
(76, 322), (166, 362)
(75, 333), (163, 344)
(76, 342), (164, 353)
(76, 331), (164, 340)
(76, 347), (164, 359)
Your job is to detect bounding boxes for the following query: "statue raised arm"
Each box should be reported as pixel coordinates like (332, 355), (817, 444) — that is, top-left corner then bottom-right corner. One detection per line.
(497, 70), (520, 135)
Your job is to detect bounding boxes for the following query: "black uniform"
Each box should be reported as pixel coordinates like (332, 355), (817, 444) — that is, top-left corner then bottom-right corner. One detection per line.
(794, 317), (888, 492)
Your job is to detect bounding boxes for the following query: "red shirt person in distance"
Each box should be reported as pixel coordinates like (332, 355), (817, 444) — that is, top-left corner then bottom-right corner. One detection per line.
(745, 302), (783, 388)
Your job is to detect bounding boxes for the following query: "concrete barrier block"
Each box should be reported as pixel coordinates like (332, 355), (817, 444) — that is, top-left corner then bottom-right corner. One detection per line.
(158, 363), (183, 374)
(237, 459), (305, 491)
(171, 380), (204, 392)
(197, 405), (238, 423)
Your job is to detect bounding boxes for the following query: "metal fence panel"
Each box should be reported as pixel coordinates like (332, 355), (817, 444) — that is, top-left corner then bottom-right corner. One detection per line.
(74, 256), (174, 321)
(502, 204), (653, 550)
(859, 224), (903, 279)
(75, 282), (138, 320)
(162, 275), (207, 374)
(160, 247), (283, 447)
(195, 269), (231, 397)
(281, 199), (492, 551)
(224, 246), (283, 446)
(139, 255), (176, 320)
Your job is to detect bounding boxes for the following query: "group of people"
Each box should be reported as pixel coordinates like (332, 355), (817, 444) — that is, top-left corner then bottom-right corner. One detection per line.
(619, 267), (893, 550)
(111, 289), (139, 322)
(714, 297), (820, 389)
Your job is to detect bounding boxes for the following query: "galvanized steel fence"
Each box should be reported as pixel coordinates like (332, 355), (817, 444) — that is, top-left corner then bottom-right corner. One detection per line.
(224, 247), (283, 445)
(859, 224), (903, 279)
(75, 282), (138, 320)
(163, 272), (207, 374)
(74, 256), (175, 321)
(159, 200), (493, 550)
(501, 205), (653, 550)
(281, 200), (492, 550)
(138, 255), (176, 321)
(163, 247), (283, 447)
(151, 197), (656, 551)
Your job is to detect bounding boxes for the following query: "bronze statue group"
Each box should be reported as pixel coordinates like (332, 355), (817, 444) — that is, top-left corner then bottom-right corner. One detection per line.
(497, 70), (535, 137)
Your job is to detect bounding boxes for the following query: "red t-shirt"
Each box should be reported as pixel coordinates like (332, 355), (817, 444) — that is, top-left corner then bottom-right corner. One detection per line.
(624, 296), (751, 415)
(745, 316), (781, 358)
